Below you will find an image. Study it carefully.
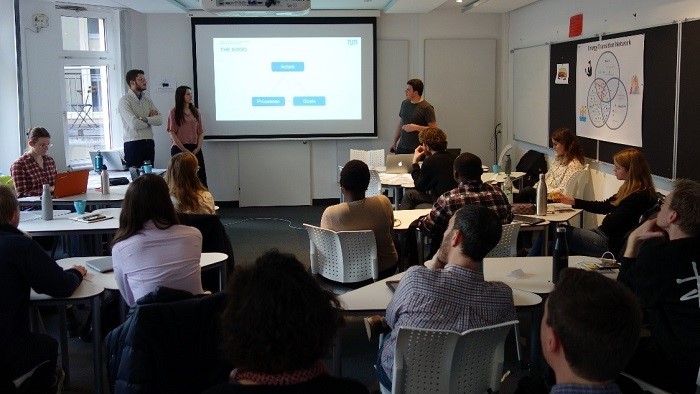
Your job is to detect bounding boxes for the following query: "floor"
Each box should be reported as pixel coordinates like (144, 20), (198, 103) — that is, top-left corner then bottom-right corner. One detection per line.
(41, 204), (534, 393)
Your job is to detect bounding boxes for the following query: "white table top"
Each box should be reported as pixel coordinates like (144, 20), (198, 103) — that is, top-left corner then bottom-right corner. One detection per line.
(18, 185), (128, 205)
(380, 171), (526, 189)
(57, 252), (229, 290)
(521, 203), (582, 223)
(393, 209), (431, 230)
(483, 255), (617, 294)
(18, 207), (121, 236)
(338, 272), (543, 314)
(30, 280), (104, 301)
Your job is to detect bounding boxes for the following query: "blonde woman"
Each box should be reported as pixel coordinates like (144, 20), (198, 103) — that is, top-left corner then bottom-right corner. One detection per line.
(166, 152), (215, 215)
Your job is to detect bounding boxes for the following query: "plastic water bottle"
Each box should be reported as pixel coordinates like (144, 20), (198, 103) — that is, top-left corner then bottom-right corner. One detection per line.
(536, 173), (547, 216)
(503, 174), (513, 204)
(552, 225), (569, 284)
(94, 150), (103, 174)
(41, 184), (53, 220)
(504, 154), (512, 175)
(100, 165), (110, 195)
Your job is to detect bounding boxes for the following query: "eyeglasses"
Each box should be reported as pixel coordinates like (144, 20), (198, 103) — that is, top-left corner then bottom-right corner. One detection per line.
(657, 197), (665, 207)
(37, 143), (53, 148)
(135, 77), (146, 82)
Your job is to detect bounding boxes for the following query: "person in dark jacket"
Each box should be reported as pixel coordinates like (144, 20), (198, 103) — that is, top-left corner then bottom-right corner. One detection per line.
(0, 184), (86, 392)
(555, 148), (657, 257)
(400, 126), (457, 209)
(618, 179), (700, 393)
(203, 250), (368, 394)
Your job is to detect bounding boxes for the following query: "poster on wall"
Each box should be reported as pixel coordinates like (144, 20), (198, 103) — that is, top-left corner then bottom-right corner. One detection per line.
(576, 34), (644, 146)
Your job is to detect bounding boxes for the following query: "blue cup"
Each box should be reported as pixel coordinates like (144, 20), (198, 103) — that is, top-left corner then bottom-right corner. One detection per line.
(492, 164), (501, 173)
(74, 200), (87, 214)
(142, 164), (153, 174)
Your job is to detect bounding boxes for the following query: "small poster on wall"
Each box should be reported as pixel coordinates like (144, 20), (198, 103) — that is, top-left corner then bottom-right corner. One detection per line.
(555, 63), (569, 84)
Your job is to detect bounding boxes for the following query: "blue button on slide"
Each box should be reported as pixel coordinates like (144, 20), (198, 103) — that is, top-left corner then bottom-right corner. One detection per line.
(293, 96), (326, 106)
(271, 62), (305, 72)
(252, 97), (285, 106)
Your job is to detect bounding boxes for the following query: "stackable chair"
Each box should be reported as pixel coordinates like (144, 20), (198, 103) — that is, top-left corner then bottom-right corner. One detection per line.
(485, 223), (522, 258)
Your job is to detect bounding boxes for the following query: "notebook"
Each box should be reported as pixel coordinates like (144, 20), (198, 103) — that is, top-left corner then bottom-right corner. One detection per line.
(86, 256), (113, 273)
(513, 214), (546, 225)
(53, 170), (90, 198)
(385, 154), (414, 174)
(89, 150), (126, 171)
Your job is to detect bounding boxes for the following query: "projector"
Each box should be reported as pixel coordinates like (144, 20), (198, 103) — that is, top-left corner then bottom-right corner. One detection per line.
(201, 0), (311, 16)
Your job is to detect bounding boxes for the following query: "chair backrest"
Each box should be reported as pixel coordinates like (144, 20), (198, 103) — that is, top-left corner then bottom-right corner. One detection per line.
(303, 224), (378, 283)
(367, 169), (382, 197)
(392, 320), (518, 394)
(0, 175), (13, 188)
(562, 163), (590, 199)
(485, 223), (521, 258)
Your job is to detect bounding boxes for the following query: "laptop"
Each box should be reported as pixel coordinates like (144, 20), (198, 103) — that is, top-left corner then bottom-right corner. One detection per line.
(89, 150), (126, 171)
(86, 256), (113, 273)
(53, 169), (90, 198)
(385, 154), (414, 174)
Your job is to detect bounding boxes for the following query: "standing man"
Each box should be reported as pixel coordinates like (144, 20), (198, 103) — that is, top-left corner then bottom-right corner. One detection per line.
(0, 184), (87, 392)
(390, 79), (437, 154)
(119, 69), (162, 168)
(618, 179), (700, 393)
(541, 268), (642, 393)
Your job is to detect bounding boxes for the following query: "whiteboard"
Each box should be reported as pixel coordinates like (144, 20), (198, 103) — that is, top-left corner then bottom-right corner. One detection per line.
(512, 44), (550, 147)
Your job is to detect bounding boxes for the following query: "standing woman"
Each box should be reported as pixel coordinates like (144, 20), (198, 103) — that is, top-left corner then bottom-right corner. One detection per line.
(111, 174), (204, 307)
(10, 127), (57, 197)
(166, 152), (215, 215)
(557, 148), (657, 257)
(167, 85), (208, 187)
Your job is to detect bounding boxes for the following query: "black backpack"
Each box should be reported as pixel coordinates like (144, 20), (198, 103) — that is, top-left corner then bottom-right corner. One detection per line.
(516, 150), (548, 188)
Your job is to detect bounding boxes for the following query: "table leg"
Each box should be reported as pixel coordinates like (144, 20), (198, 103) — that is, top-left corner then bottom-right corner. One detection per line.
(58, 307), (70, 387)
(333, 330), (343, 376)
(529, 300), (545, 376)
(92, 295), (103, 394)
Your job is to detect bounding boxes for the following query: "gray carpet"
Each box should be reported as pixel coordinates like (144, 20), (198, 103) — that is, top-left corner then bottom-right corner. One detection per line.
(46, 204), (530, 393)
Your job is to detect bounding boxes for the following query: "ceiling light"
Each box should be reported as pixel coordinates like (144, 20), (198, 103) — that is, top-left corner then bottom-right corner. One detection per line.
(461, 0), (490, 12)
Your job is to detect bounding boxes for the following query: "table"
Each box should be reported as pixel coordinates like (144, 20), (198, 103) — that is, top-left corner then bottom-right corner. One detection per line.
(519, 203), (584, 255)
(30, 281), (105, 393)
(19, 185), (128, 209)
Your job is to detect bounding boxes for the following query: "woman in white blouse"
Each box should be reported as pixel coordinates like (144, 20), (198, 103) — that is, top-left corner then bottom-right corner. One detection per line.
(516, 127), (585, 203)
(166, 151), (216, 214)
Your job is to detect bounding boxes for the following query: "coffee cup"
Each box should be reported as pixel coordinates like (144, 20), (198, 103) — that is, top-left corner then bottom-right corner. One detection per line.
(492, 164), (501, 173)
(142, 164), (153, 174)
(74, 200), (87, 215)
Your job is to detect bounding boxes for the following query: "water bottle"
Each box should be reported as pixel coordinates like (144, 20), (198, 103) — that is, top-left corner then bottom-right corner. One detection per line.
(100, 165), (110, 195)
(94, 150), (103, 174)
(503, 174), (513, 204)
(552, 225), (569, 284)
(504, 154), (512, 175)
(536, 173), (547, 215)
(41, 184), (53, 220)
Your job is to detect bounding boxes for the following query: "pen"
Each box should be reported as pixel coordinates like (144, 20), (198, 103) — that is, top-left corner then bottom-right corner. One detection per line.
(501, 370), (511, 383)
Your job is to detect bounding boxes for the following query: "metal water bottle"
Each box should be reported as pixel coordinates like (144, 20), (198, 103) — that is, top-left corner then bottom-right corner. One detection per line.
(552, 225), (569, 284)
(94, 150), (103, 174)
(100, 165), (110, 195)
(536, 173), (547, 216)
(41, 184), (53, 220)
(503, 174), (513, 204)
(504, 154), (512, 175)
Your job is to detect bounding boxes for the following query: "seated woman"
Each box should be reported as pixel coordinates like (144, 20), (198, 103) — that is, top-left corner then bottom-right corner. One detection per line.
(321, 160), (398, 278)
(166, 151), (215, 214)
(549, 148), (657, 257)
(10, 127), (57, 197)
(112, 174), (204, 307)
(202, 250), (368, 394)
(516, 127), (585, 203)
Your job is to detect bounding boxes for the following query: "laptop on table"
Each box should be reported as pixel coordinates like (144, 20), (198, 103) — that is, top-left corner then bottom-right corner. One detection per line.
(385, 154), (414, 174)
(53, 169), (90, 198)
(89, 150), (126, 171)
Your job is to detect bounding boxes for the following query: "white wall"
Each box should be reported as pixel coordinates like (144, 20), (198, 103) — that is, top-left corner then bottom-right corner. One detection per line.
(507, 0), (700, 225)
(0, 0), (21, 175)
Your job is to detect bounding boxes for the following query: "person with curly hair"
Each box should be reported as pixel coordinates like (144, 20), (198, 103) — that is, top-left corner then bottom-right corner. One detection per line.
(203, 250), (368, 393)
(399, 126), (458, 210)
(166, 151), (215, 214)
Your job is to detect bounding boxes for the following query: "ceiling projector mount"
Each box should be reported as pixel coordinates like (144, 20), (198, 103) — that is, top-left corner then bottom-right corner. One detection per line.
(201, 0), (311, 16)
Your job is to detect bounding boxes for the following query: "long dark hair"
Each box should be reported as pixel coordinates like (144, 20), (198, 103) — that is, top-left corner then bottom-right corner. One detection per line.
(174, 85), (199, 127)
(111, 174), (179, 246)
(551, 127), (584, 165)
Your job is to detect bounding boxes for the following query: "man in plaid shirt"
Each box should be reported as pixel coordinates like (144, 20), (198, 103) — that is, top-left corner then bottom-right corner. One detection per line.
(419, 152), (513, 236)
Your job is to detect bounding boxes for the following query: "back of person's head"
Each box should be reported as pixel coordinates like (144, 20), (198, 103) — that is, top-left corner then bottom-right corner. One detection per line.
(453, 205), (502, 261)
(669, 179), (700, 236)
(0, 184), (18, 226)
(27, 127), (51, 142)
(112, 174), (178, 246)
(125, 69), (144, 86)
(221, 250), (341, 373)
(454, 152), (483, 183)
(613, 148), (656, 205)
(419, 127), (448, 152)
(407, 79), (424, 96)
(545, 268), (642, 382)
(551, 127), (584, 165)
(166, 152), (207, 212)
(339, 160), (370, 195)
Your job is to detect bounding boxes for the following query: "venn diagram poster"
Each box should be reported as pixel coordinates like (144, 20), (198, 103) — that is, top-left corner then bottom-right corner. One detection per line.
(576, 34), (644, 146)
